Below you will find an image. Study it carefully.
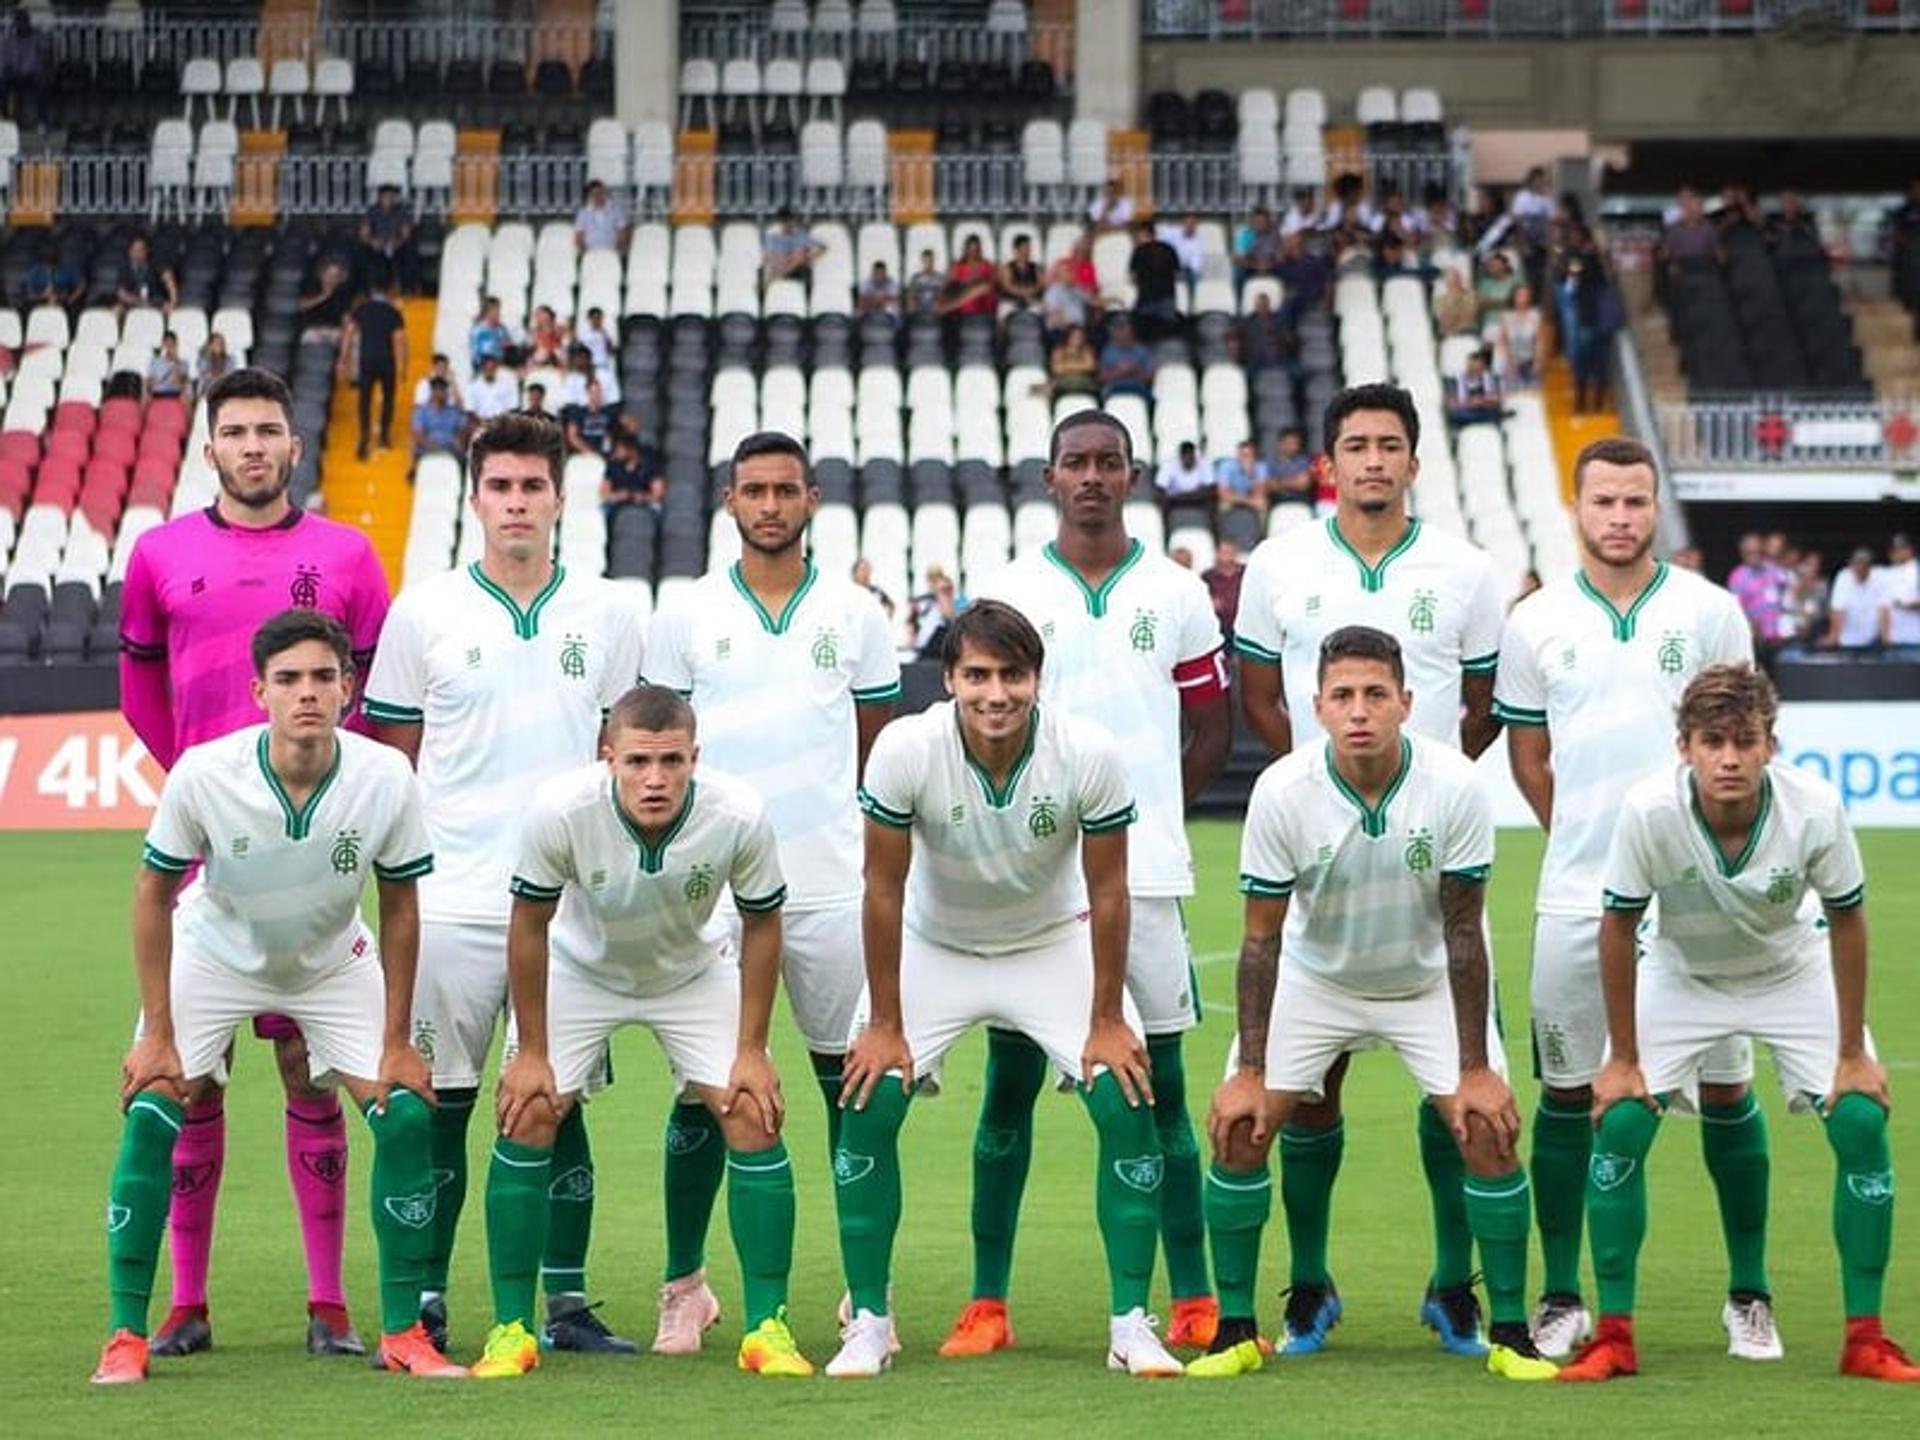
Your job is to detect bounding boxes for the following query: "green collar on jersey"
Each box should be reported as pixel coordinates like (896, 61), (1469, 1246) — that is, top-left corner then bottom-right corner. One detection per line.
(1688, 770), (1773, 878)
(957, 705), (1040, 810)
(1326, 516), (1421, 594)
(1042, 538), (1143, 617)
(1575, 561), (1668, 642)
(468, 562), (566, 640)
(1323, 735), (1413, 839)
(610, 779), (698, 874)
(255, 730), (342, 841)
(729, 559), (818, 634)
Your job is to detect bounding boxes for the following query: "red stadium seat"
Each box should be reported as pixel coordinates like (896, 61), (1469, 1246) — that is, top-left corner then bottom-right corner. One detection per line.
(0, 457), (31, 510)
(146, 397), (189, 437)
(137, 427), (183, 461)
(53, 402), (99, 436)
(33, 458), (81, 509)
(99, 397), (144, 433)
(93, 428), (139, 468)
(79, 486), (124, 537)
(0, 431), (42, 467)
(45, 429), (90, 465)
(85, 458), (130, 496)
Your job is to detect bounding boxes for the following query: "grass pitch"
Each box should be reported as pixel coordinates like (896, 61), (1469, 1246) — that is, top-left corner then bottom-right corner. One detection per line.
(4, 825), (1916, 1437)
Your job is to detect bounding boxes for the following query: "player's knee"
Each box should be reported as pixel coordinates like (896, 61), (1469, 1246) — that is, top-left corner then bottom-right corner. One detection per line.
(373, 1087), (433, 1148)
(1594, 1098), (1659, 1158)
(1698, 1079), (1750, 1109)
(716, 1094), (782, 1151)
(1455, 1111), (1507, 1177)
(1824, 1091), (1888, 1165)
(272, 1033), (328, 1099)
(1214, 1116), (1273, 1172)
(1541, 1082), (1591, 1109)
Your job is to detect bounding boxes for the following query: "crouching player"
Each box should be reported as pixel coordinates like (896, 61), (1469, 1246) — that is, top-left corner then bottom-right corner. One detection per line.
(94, 611), (461, 1383)
(1562, 663), (1918, 1383)
(1195, 626), (1555, 1381)
(474, 685), (810, 1380)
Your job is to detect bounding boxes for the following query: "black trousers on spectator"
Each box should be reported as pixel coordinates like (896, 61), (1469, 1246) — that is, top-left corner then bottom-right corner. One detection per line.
(358, 366), (395, 450)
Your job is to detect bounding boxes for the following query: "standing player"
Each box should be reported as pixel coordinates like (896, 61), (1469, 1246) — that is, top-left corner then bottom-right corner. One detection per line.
(642, 430), (898, 1353)
(1231, 383), (1506, 1356)
(1494, 437), (1764, 1359)
(470, 685), (811, 1380)
(954, 409), (1232, 1355)
(1561, 663), (1918, 1384)
(118, 367), (391, 1358)
(1192, 626), (1554, 1382)
(826, 601), (1177, 1380)
(92, 610), (463, 1383)
(364, 412), (645, 1355)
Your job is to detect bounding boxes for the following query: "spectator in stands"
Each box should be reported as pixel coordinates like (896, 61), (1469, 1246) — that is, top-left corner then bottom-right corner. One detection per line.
(1154, 440), (1215, 517)
(1097, 315), (1155, 401)
(577, 306), (618, 382)
(573, 179), (630, 254)
(1881, 532), (1920, 647)
(1128, 220), (1182, 338)
(1157, 212), (1206, 284)
(1170, 545), (1194, 571)
(1563, 229), (1618, 413)
(1768, 189), (1824, 272)
(17, 244), (83, 313)
(359, 184), (418, 295)
(1890, 177), (1920, 316)
(1729, 531), (1794, 659)
(1088, 178), (1134, 233)
(1267, 426), (1313, 508)
(193, 332), (233, 396)
(1042, 244), (1098, 336)
(469, 296), (514, 371)
(600, 430), (665, 520)
(146, 332), (189, 401)
(1716, 184), (1764, 249)
(410, 376), (464, 466)
(858, 260), (900, 321)
(1474, 250), (1519, 317)
(1048, 324), (1100, 397)
(1238, 289), (1297, 375)
(1215, 439), (1270, 521)
(115, 235), (178, 315)
(1660, 185), (1720, 277)
(1509, 166), (1555, 252)
(942, 235), (999, 319)
(1201, 539), (1245, 641)
(522, 381), (549, 416)
(410, 354), (459, 411)
(556, 342), (617, 406)
(997, 235), (1043, 311)
(1279, 191), (1319, 239)
(1785, 548), (1828, 643)
(851, 557), (896, 620)
(1827, 547), (1891, 649)
(1433, 269), (1480, 337)
(906, 249), (948, 316)
(1420, 182), (1459, 247)
(466, 352), (521, 422)
(763, 207), (824, 287)
(0, 9), (51, 127)
(524, 304), (568, 369)
(1233, 206), (1282, 293)
(1446, 346), (1506, 428)
(563, 377), (620, 457)
(910, 566), (967, 657)
(1498, 284), (1542, 386)
(297, 259), (353, 344)
(1324, 172), (1377, 235)
(1670, 545), (1704, 572)
(343, 272), (407, 460)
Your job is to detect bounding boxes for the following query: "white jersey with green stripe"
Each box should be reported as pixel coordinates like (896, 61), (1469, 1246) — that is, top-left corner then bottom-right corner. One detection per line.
(976, 540), (1226, 899)
(1493, 562), (1751, 916)
(142, 726), (433, 982)
(511, 763), (786, 999)
(859, 702), (1135, 957)
(1239, 732), (1494, 999)
(1602, 760), (1865, 991)
(1233, 515), (1504, 750)
(644, 561), (902, 911)
(362, 563), (644, 925)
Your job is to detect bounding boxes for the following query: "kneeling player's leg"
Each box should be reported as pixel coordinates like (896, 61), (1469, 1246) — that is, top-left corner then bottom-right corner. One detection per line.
(1148, 1033), (1210, 1305)
(969, 1027), (1046, 1301)
(336, 1080), (449, 1339)
(1586, 1098), (1662, 1323)
(662, 1100), (725, 1282)
(542, 1103), (595, 1310)
(109, 1089), (192, 1338)
(270, 1021), (357, 1346)
(1825, 1093), (1894, 1322)
(1529, 915), (1606, 1305)
(1455, 1113), (1534, 1332)
(424, 1087), (476, 1305)
(1081, 1073), (1164, 1315)
(163, 1087), (224, 1331)
(696, 1090), (799, 1333)
(481, 1096), (560, 1338)
(1699, 1068), (1771, 1304)
(834, 1078), (912, 1317)
(1279, 1057), (1346, 1292)
(1205, 1107), (1280, 1328)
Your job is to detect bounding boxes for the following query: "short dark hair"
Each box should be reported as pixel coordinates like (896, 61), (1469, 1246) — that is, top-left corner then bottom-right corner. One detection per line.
(1572, 435), (1659, 495)
(730, 429), (813, 484)
(204, 367), (294, 430)
(606, 684), (697, 738)
(1322, 383), (1420, 455)
(1316, 624), (1405, 687)
(252, 608), (352, 677)
(1677, 662), (1777, 740)
(467, 411), (566, 495)
(943, 598), (1045, 675)
(1048, 409), (1134, 467)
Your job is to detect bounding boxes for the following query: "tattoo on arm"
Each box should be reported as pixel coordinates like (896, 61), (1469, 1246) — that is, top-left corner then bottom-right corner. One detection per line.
(1236, 928), (1283, 1067)
(1439, 874), (1490, 1068)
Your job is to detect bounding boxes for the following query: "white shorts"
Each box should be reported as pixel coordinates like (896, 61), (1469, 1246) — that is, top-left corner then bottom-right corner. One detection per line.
(162, 930), (385, 1086)
(1632, 955), (1872, 1115)
(853, 918), (1146, 1082)
(1531, 912), (1752, 1089)
(1128, 898), (1198, 1036)
(413, 919), (508, 1089)
(1261, 963), (1481, 1101)
(544, 958), (741, 1097)
(714, 902), (863, 1054)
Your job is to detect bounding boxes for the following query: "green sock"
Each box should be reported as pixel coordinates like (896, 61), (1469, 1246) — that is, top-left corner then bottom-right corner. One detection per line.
(1204, 1161), (1272, 1321)
(1418, 1100), (1473, 1290)
(423, 1088), (475, 1295)
(970, 1028), (1045, 1300)
(1700, 1092), (1770, 1297)
(1824, 1093), (1894, 1318)
(833, 1077), (911, 1316)
(662, 1101), (725, 1281)
(1531, 1098), (1592, 1298)
(107, 1092), (184, 1335)
(364, 1090), (438, 1336)
(542, 1104), (594, 1304)
(810, 1051), (846, 1157)
(727, 1142), (796, 1328)
(1587, 1099), (1661, 1317)
(1082, 1072), (1162, 1314)
(1148, 1033), (1210, 1301)
(1279, 1121), (1343, 1286)
(1464, 1167), (1534, 1326)
(484, 1136), (553, 1330)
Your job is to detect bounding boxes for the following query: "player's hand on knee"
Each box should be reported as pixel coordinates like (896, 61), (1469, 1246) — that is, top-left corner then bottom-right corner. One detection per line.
(121, 1034), (187, 1109)
(841, 1024), (912, 1111)
(496, 1051), (559, 1137)
(1828, 1054), (1892, 1113)
(1083, 1016), (1153, 1108)
(1208, 1068), (1273, 1153)
(376, 1040), (438, 1115)
(1451, 1065), (1520, 1156)
(725, 1046), (784, 1135)
(1591, 1057), (1655, 1124)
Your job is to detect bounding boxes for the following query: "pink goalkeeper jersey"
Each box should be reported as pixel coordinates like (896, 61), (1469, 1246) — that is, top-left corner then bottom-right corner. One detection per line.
(119, 506), (391, 769)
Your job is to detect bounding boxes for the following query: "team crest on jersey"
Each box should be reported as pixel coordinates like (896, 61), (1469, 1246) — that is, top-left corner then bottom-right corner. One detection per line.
(106, 1201), (131, 1234)
(1681, 865), (1700, 883)
(1129, 608), (1158, 652)
(811, 627), (840, 669)
(329, 829), (362, 876)
(289, 565), (321, 609)
(1408, 589), (1438, 634)
(559, 633), (588, 679)
(833, 1150), (876, 1185)
(666, 1118), (712, 1155)
(1589, 1153), (1636, 1191)
(1404, 828), (1435, 873)
(1765, 867), (1798, 904)
(1305, 594), (1322, 617)
(413, 1018), (437, 1061)
(1113, 1156), (1164, 1194)
(1028, 795), (1059, 838)
(1559, 646), (1577, 671)
(549, 1166), (595, 1203)
(1316, 842), (1334, 866)
(384, 1191), (438, 1229)
(684, 863), (716, 902)
(1656, 630), (1687, 675)
(974, 1127), (1021, 1161)
(465, 645), (482, 669)
(230, 835), (249, 858)
(1847, 1171), (1894, 1206)
(301, 1150), (347, 1186)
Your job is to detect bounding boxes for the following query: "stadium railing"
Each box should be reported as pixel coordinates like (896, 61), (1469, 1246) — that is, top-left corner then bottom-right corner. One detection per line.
(1140, 0), (1920, 39)
(1656, 391), (1920, 469)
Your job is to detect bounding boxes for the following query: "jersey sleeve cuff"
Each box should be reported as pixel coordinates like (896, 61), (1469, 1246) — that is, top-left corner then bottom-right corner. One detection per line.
(852, 681), (903, 705)
(734, 885), (787, 913)
(1232, 635), (1282, 664)
(858, 788), (914, 829)
(141, 843), (194, 873)
(1461, 651), (1499, 675)
(1239, 873), (1295, 898)
(1822, 885), (1865, 911)
(363, 698), (424, 724)
(1080, 803), (1137, 834)
(509, 876), (565, 902)
(1442, 864), (1491, 883)
(373, 855), (435, 882)
(1602, 889), (1651, 912)
(1491, 699), (1546, 727)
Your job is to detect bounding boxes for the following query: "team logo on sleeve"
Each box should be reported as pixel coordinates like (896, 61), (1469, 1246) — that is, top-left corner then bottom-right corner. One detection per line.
(1305, 594), (1322, 617)
(1113, 1156), (1164, 1194)
(1404, 828), (1435, 873)
(1129, 609), (1158, 652)
(289, 565), (321, 609)
(1589, 1153), (1636, 1191)
(1028, 795), (1059, 838)
(230, 835), (250, 858)
(715, 636), (732, 661)
(1559, 646), (1578, 671)
(383, 1191), (439, 1229)
(811, 627), (840, 669)
(330, 829), (362, 876)
(559, 634), (588, 679)
(465, 645), (483, 669)
(1657, 631), (1688, 675)
(1765, 868), (1799, 904)
(589, 867), (607, 889)
(684, 863), (716, 901)
(1408, 589), (1438, 634)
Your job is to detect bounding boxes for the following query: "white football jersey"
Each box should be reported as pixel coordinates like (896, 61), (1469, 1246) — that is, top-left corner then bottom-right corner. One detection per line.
(1234, 516), (1503, 750)
(1603, 761), (1864, 990)
(511, 763), (785, 999)
(363, 563), (645, 925)
(144, 727), (433, 981)
(1239, 733), (1494, 999)
(977, 540), (1226, 898)
(1494, 562), (1752, 915)
(645, 561), (901, 910)
(859, 703), (1134, 956)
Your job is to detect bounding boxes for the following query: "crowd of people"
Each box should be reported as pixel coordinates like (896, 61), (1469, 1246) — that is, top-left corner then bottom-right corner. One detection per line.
(1727, 529), (1920, 661)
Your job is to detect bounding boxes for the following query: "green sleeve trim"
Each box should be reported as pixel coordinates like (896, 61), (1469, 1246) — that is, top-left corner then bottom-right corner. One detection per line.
(1602, 889), (1650, 912)
(1461, 652), (1499, 674)
(509, 876), (565, 902)
(1442, 864), (1491, 884)
(1239, 874), (1295, 898)
(852, 681), (903, 705)
(142, 843), (194, 873)
(858, 788), (914, 829)
(1233, 635), (1282, 665)
(1491, 700), (1546, 727)
(734, 885), (788, 913)
(1080, 803), (1137, 834)
(373, 855), (435, 882)
(1822, 885), (1865, 911)
(363, 698), (424, 724)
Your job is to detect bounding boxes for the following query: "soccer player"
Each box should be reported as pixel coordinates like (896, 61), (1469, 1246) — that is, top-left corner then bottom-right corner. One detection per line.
(642, 430), (898, 1353)
(954, 409), (1231, 1355)
(118, 367), (391, 1358)
(1191, 626), (1555, 1382)
(92, 610), (463, 1383)
(1494, 437), (1763, 1358)
(364, 412), (646, 1354)
(469, 685), (811, 1380)
(826, 601), (1178, 1379)
(1231, 383), (1506, 1356)
(1561, 663), (1919, 1384)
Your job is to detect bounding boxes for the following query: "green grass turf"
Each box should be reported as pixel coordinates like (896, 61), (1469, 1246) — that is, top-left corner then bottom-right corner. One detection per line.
(3, 825), (1917, 1437)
